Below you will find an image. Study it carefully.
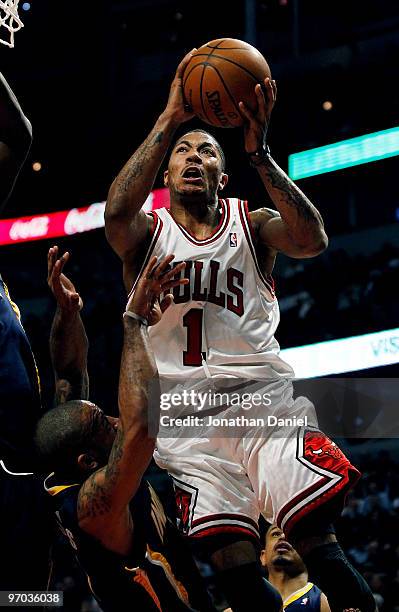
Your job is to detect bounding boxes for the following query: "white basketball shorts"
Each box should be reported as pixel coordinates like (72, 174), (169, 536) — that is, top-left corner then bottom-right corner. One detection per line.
(154, 378), (360, 540)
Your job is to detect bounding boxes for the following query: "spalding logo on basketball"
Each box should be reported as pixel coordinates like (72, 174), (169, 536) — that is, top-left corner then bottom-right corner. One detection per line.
(183, 38), (272, 128)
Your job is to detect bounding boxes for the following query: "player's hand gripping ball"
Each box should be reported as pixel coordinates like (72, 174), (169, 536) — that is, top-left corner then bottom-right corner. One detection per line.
(183, 38), (271, 128)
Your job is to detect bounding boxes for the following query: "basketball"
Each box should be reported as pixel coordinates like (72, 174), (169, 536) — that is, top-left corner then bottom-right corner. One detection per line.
(182, 38), (271, 128)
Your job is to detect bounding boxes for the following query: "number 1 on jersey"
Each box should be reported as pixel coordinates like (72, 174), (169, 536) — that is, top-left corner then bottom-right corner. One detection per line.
(183, 308), (205, 367)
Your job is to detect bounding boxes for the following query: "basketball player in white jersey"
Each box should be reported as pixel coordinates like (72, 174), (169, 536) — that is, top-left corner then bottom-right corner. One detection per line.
(105, 51), (376, 612)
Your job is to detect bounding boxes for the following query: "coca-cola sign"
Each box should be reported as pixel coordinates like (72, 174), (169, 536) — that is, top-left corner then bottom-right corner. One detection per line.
(0, 187), (170, 246)
(9, 216), (50, 241)
(64, 203), (105, 235)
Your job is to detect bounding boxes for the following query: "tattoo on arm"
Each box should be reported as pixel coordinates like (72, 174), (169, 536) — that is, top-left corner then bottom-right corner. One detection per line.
(77, 427), (125, 522)
(77, 470), (111, 522)
(116, 130), (164, 196)
(104, 427), (124, 486)
(263, 163), (320, 223)
(252, 155), (328, 254)
(77, 323), (156, 527)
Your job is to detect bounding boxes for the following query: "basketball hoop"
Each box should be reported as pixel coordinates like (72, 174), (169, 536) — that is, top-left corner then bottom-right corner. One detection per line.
(0, 0), (23, 48)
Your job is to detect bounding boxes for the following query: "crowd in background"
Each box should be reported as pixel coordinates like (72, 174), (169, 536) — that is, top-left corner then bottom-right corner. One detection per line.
(337, 449), (399, 611)
(276, 242), (399, 347)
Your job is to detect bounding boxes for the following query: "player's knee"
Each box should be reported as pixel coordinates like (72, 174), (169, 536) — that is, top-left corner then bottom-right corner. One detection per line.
(289, 521), (337, 557)
(215, 562), (283, 611)
(191, 532), (260, 571)
(194, 536), (281, 608)
(210, 539), (258, 571)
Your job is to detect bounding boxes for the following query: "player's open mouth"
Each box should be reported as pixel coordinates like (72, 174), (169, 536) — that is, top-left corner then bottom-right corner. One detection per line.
(182, 166), (204, 182)
(274, 542), (292, 553)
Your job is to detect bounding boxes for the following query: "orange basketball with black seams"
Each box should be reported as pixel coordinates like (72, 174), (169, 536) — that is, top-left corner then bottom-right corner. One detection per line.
(183, 38), (272, 128)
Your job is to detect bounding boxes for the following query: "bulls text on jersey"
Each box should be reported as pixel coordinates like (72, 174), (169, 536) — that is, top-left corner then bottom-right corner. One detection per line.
(171, 259), (244, 317)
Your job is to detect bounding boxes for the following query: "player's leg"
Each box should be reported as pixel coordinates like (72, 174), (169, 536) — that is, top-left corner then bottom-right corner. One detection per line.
(291, 525), (376, 612)
(202, 536), (283, 612)
(249, 419), (375, 612)
(286, 432), (376, 612)
(155, 444), (282, 611)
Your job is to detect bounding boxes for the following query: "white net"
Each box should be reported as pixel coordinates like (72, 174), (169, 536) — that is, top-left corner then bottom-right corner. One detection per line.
(0, 0), (23, 48)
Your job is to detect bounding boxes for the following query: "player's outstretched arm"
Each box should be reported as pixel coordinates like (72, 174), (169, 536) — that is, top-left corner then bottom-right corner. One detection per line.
(0, 72), (32, 210)
(77, 256), (188, 553)
(239, 79), (328, 259)
(105, 50), (195, 260)
(48, 246), (89, 404)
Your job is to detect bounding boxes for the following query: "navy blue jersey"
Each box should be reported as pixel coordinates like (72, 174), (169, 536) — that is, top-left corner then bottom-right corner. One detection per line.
(0, 276), (42, 468)
(284, 582), (322, 611)
(46, 475), (215, 612)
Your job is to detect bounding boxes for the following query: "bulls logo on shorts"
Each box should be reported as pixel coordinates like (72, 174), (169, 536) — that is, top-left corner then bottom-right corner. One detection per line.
(303, 429), (349, 474)
(172, 478), (198, 535)
(175, 487), (192, 533)
(277, 427), (361, 536)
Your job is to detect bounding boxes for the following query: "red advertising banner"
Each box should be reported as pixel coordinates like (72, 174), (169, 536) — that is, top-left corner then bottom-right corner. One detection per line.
(0, 187), (170, 246)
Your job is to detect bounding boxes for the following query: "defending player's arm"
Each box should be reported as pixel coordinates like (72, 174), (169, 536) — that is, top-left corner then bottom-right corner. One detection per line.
(239, 79), (328, 259)
(48, 246), (89, 404)
(105, 50), (195, 260)
(0, 72), (32, 209)
(320, 593), (331, 612)
(76, 256), (188, 553)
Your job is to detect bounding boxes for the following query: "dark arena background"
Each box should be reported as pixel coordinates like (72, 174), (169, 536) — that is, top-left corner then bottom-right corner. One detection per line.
(1, 1), (399, 610)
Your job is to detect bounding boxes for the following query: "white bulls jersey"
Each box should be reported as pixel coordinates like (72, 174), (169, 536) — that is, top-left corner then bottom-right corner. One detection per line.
(135, 198), (294, 381)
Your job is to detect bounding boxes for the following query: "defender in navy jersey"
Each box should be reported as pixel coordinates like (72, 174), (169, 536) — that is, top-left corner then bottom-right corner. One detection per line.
(105, 51), (375, 612)
(261, 525), (330, 612)
(0, 277), (41, 467)
(45, 477), (214, 611)
(36, 250), (216, 611)
(0, 72), (39, 472)
(0, 71), (53, 591)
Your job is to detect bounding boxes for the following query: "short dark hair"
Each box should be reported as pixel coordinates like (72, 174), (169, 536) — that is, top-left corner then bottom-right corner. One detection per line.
(175, 128), (226, 172)
(34, 401), (93, 477)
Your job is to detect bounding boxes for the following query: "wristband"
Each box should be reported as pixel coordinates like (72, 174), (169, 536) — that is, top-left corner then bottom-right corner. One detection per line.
(247, 144), (271, 167)
(123, 310), (148, 326)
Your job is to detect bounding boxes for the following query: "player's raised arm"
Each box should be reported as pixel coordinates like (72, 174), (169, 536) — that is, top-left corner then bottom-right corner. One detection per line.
(76, 256), (188, 551)
(48, 246), (89, 404)
(0, 72), (32, 210)
(105, 51), (196, 260)
(239, 78), (328, 259)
